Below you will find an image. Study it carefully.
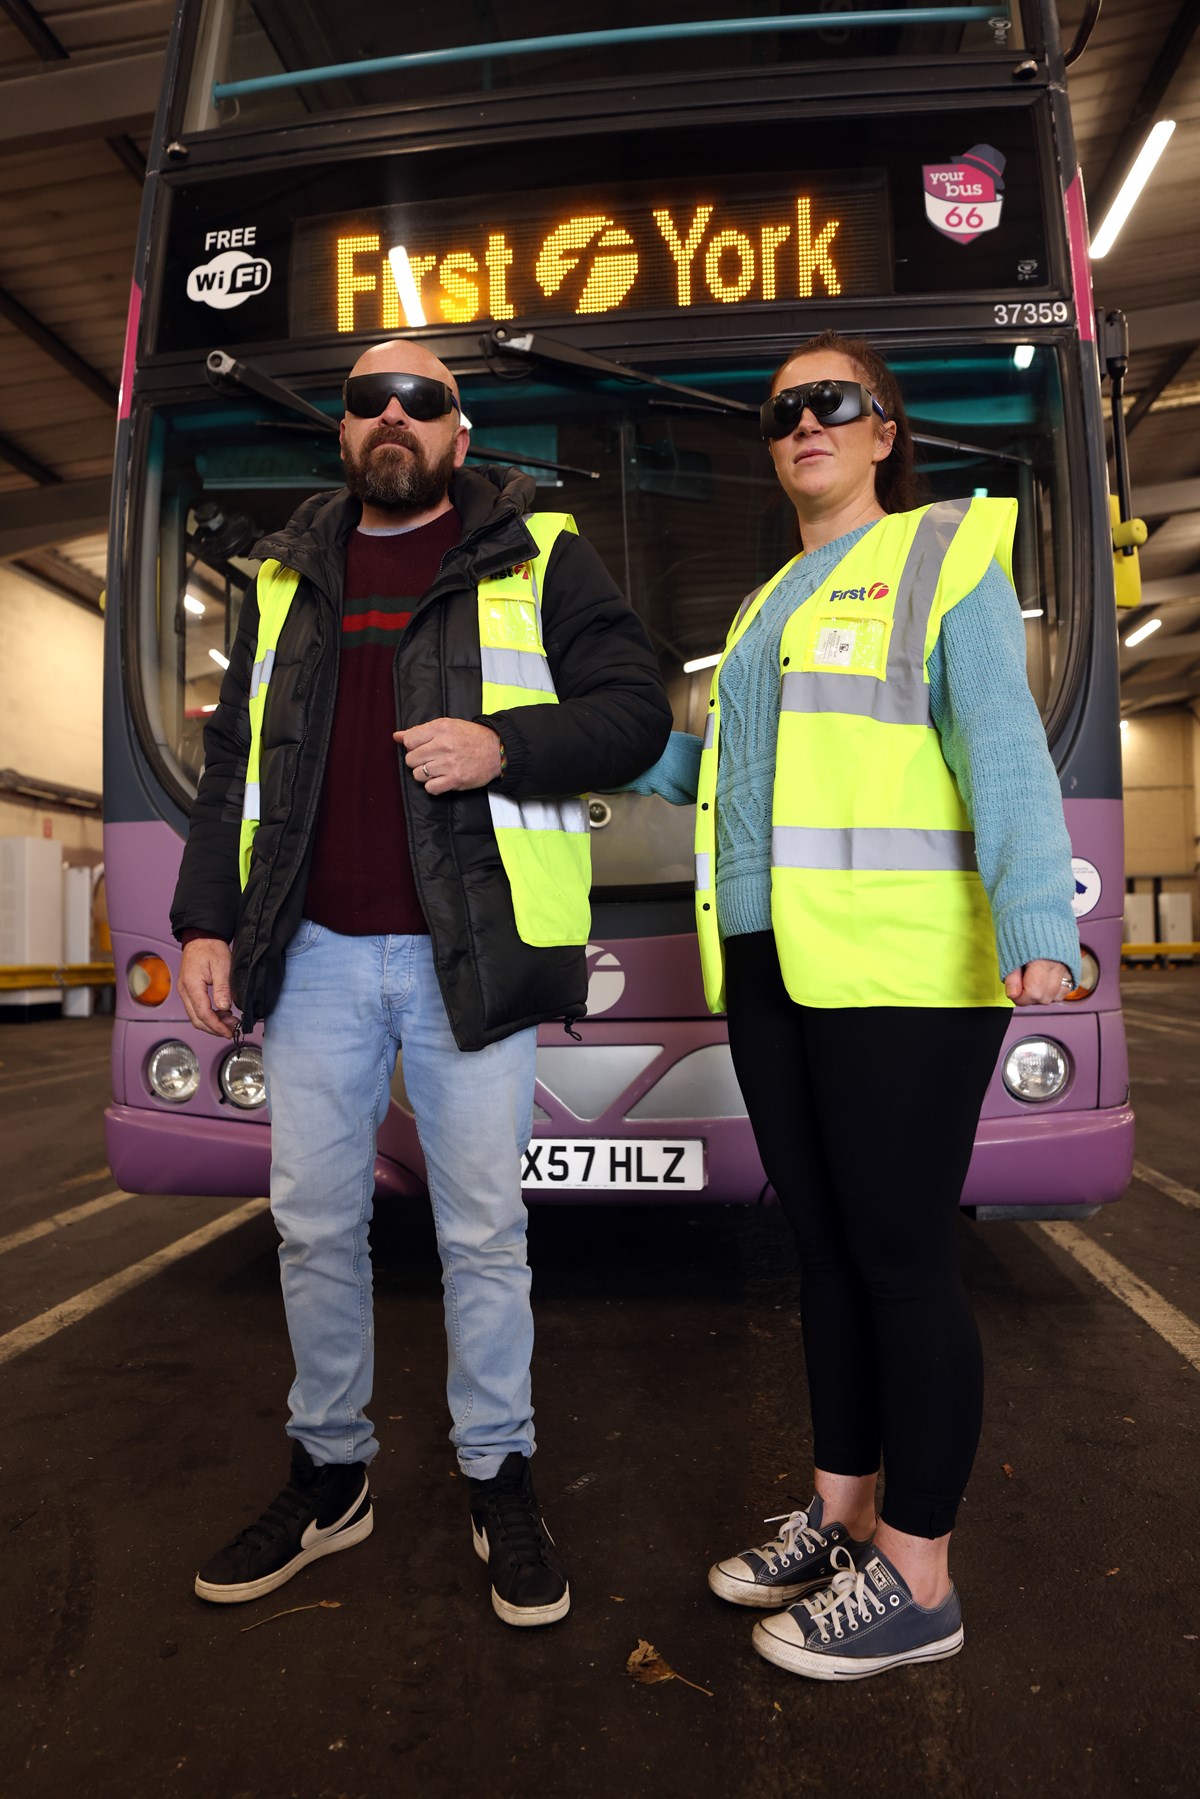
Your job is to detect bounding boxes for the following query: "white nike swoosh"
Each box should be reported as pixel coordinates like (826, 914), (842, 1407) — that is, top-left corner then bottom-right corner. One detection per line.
(300, 1480), (367, 1548)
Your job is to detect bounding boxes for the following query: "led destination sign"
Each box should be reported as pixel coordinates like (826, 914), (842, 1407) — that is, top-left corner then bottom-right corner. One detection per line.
(289, 175), (888, 336)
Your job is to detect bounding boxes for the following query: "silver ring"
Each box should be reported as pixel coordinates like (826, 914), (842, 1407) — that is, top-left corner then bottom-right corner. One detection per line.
(1060, 975), (1072, 986)
(422, 763), (430, 778)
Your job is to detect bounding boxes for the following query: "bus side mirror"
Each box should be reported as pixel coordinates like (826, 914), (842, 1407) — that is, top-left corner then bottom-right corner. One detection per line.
(1110, 494), (1147, 610)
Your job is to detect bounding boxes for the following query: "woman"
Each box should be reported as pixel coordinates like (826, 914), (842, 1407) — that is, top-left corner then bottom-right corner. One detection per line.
(631, 331), (1079, 1680)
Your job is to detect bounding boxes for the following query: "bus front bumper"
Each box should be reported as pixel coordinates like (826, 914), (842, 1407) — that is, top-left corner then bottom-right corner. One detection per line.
(961, 1103), (1135, 1214)
(104, 1104), (425, 1202)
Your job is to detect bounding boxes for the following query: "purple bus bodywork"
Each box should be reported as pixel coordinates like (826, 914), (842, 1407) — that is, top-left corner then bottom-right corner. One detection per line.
(104, 793), (1133, 1214)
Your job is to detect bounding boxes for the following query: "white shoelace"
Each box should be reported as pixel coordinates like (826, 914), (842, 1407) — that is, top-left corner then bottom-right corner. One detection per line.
(755, 1506), (828, 1573)
(799, 1545), (888, 1642)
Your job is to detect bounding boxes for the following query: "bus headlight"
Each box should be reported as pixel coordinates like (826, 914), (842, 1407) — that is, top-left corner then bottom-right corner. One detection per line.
(1002, 1038), (1070, 1102)
(147, 1041), (200, 1103)
(219, 1045), (267, 1109)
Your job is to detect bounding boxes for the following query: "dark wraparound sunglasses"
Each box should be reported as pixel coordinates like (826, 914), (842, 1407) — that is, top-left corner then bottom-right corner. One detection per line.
(343, 372), (462, 422)
(760, 380), (887, 440)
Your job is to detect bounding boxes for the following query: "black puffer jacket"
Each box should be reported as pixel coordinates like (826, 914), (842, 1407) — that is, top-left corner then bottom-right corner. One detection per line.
(170, 464), (672, 1048)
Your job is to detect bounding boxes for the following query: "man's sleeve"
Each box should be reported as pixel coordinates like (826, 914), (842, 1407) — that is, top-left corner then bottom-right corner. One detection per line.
(168, 578), (261, 944)
(479, 531), (672, 796)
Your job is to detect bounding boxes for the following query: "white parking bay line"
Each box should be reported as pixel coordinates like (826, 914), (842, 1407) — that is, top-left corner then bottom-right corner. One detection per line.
(1036, 1223), (1200, 1374)
(1132, 1160), (1200, 1211)
(1121, 1008), (1200, 1038)
(0, 1189), (136, 1258)
(0, 1198), (270, 1367)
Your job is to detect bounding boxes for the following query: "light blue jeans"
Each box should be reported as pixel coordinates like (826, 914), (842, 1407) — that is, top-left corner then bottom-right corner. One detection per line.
(262, 923), (537, 1479)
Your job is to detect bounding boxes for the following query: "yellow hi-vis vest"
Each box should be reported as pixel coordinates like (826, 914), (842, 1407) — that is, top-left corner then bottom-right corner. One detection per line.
(478, 512), (591, 946)
(694, 497), (1018, 1013)
(238, 516), (591, 949)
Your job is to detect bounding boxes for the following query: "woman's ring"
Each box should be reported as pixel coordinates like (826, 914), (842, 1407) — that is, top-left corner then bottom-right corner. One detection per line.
(422, 763), (430, 778)
(1059, 975), (1072, 986)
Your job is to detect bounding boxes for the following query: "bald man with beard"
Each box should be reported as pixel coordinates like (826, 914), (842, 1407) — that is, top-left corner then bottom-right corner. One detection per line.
(171, 340), (671, 1626)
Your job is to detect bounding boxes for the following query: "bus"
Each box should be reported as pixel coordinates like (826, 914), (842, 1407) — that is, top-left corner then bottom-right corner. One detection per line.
(104, 0), (1133, 1218)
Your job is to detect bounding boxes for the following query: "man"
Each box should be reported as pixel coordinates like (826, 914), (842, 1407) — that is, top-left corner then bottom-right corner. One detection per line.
(172, 339), (671, 1625)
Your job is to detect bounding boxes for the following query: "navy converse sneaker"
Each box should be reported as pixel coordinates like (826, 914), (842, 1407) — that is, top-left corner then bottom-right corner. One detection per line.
(708, 1494), (872, 1608)
(468, 1452), (570, 1628)
(194, 1441), (373, 1605)
(752, 1544), (964, 1680)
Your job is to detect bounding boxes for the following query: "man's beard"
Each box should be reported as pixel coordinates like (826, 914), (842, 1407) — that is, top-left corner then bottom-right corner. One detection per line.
(342, 425), (457, 512)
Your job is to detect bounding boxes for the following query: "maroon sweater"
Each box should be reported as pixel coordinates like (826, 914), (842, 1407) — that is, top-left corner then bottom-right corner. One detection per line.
(303, 510), (462, 935)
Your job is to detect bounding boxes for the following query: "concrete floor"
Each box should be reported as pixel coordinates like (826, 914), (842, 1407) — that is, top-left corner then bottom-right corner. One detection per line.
(1, 975), (1196, 1798)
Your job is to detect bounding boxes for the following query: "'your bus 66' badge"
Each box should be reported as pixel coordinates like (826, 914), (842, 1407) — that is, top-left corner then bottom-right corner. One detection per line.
(923, 144), (1006, 245)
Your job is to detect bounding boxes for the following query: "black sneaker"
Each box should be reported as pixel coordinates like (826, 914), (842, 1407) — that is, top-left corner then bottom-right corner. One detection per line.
(708, 1494), (873, 1608)
(194, 1440), (373, 1605)
(468, 1452), (570, 1627)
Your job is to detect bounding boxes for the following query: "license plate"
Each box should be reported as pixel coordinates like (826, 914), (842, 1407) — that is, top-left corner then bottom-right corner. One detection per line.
(521, 1138), (705, 1191)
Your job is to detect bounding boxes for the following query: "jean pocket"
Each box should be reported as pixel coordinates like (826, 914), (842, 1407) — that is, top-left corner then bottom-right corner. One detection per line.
(285, 918), (324, 957)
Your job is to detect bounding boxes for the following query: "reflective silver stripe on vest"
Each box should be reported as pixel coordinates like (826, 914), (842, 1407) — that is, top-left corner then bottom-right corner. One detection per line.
(695, 851), (712, 890)
(703, 713), (716, 751)
(733, 582), (765, 629)
(780, 669), (932, 727)
(772, 825), (977, 873)
(780, 498), (971, 728)
(242, 782), (260, 823)
(885, 495), (970, 702)
(480, 645), (555, 693)
(490, 794), (589, 834)
(249, 648), (275, 700)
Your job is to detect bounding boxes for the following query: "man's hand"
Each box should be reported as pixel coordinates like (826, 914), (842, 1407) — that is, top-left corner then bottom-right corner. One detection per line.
(395, 718), (503, 795)
(177, 937), (237, 1038)
(1004, 959), (1074, 1006)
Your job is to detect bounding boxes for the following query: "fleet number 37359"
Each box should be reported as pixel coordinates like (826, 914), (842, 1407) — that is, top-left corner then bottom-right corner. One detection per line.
(994, 301), (1071, 324)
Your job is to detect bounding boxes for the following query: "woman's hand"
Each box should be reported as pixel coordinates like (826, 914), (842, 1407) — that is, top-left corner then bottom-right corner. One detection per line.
(1004, 959), (1074, 1006)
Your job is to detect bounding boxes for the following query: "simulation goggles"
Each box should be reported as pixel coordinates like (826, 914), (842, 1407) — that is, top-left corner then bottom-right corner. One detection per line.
(760, 380), (887, 440)
(343, 372), (462, 423)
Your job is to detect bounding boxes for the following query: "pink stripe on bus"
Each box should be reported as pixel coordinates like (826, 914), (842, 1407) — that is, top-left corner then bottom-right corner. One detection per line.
(1063, 172), (1095, 342)
(119, 279), (142, 419)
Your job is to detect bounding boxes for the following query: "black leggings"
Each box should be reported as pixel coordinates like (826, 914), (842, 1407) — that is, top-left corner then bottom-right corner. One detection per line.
(724, 932), (1010, 1539)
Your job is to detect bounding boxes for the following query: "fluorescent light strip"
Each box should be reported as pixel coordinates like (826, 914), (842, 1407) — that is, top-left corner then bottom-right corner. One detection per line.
(1090, 120), (1176, 259)
(1124, 617), (1162, 649)
(1020, 606), (1044, 618)
(387, 245), (428, 327)
(683, 652), (721, 674)
(183, 593), (205, 617)
(209, 647), (231, 670)
(1013, 344), (1035, 370)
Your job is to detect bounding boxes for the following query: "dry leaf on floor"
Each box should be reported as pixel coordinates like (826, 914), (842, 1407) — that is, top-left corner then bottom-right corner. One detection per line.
(239, 1599), (342, 1634)
(1001, 1463), (1015, 1479)
(609, 1595), (626, 1603)
(1105, 1568), (1120, 1577)
(625, 1639), (712, 1697)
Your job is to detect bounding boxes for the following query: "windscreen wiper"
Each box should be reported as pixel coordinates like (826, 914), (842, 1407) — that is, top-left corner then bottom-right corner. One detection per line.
(486, 327), (758, 417)
(912, 429), (1032, 468)
(206, 350), (340, 433)
(206, 349), (599, 480)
